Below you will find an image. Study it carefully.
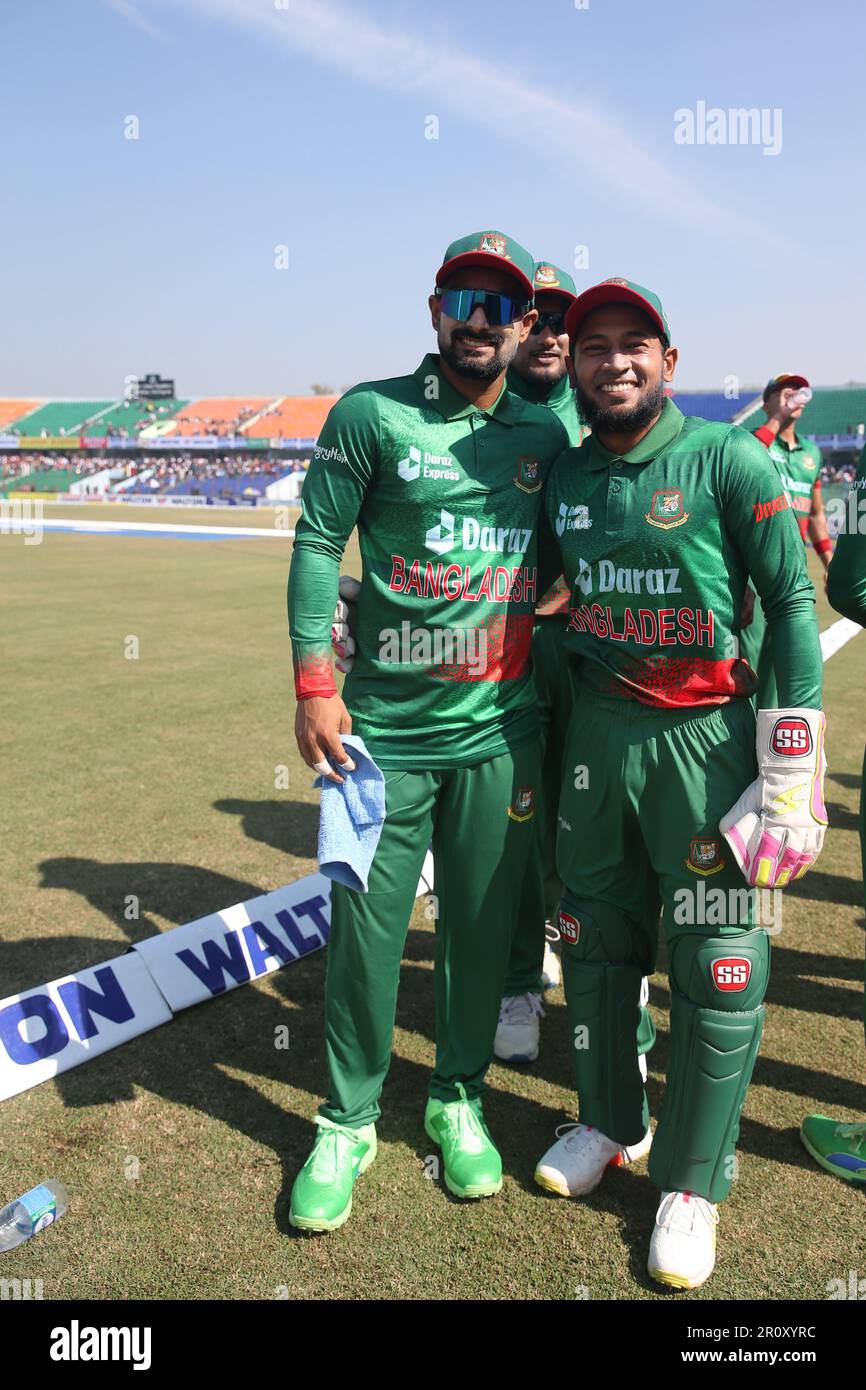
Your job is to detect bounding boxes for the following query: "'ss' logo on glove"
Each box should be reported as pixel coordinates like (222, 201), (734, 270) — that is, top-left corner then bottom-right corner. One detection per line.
(720, 709), (827, 888)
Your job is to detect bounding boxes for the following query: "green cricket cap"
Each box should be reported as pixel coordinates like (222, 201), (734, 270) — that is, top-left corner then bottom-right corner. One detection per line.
(763, 372), (809, 400)
(565, 277), (671, 346)
(435, 230), (535, 302)
(532, 261), (577, 305)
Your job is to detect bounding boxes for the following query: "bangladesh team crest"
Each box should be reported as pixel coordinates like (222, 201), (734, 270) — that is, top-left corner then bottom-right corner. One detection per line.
(645, 487), (689, 529)
(479, 231), (509, 258)
(514, 455), (542, 493)
(685, 838), (726, 876)
(508, 785), (535, 822)
(534, 263), (560, 289)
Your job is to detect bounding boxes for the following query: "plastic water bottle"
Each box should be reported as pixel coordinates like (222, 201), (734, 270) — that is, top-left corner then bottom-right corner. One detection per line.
(0, 1181), (68, 1251)
(790, 387), (813, 407)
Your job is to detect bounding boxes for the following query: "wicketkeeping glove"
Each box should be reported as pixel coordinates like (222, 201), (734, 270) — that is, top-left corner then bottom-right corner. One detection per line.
(331, 574), (360, 674)
(720, 708), (827, 887)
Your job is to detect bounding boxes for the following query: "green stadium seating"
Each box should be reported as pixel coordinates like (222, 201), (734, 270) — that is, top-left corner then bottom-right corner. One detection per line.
(7, 402), (112, 437)
(83, 399), (187, 438)
(0, 468), (77, 496)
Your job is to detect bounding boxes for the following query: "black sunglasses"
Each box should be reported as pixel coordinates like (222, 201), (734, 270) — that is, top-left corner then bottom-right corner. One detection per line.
(530, 310), (567, 336)
(435, 286), (532, 327)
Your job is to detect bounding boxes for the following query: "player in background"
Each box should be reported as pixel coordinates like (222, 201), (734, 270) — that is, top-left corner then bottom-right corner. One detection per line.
(495, 260), (656, 1104)
(287, 231), (569, 1231)
(740, 374), (832, 709)
(800, 441), (866, 1185)
(533, 278), (826, 1288)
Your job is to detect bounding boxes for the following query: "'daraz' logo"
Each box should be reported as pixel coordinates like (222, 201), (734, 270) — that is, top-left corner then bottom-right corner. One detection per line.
(397, 446), (422, 482)
(645, 488), (689, 529)
(424, 508), (455, 556)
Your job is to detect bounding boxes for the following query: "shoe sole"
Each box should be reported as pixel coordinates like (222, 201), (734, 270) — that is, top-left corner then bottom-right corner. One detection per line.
(799, 1128), (866, 1185)
(288, 1136), (377, 1233)
(533, 1166), (605, 1198)
(494, 1050), (539, 1064)
(424, 1118), (502, 1199)
(648, 1259), (715, 1291)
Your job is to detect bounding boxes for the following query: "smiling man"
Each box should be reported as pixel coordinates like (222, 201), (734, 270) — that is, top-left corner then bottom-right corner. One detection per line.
(533, 278), (827, 1289)
(286, 231), (569, 1231)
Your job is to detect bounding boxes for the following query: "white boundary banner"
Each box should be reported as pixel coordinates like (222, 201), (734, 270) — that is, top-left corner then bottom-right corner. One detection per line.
(130, 876), (332, 1011)
(0, 952), (172, 1102)
(0, 866), (433, 1104)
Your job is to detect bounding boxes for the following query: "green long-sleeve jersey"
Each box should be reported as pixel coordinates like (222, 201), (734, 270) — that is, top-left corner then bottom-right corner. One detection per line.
(827, 444), (866, 625)
(545, 399), (823, 709)
(288, 353), (569, 768)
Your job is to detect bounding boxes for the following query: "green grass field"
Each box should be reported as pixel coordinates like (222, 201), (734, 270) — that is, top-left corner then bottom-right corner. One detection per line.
(1, 502), (864, 1301)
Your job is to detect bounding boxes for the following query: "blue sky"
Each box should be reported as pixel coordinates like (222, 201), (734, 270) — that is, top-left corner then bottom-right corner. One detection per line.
(2, 0), (863, 396)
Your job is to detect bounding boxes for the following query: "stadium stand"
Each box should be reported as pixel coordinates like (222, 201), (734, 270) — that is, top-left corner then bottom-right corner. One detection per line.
(84, 399), (187, 439)
(670, 391), (743, 423)
(0, 400), (42, 430)
(243, 396), (338, 440)
(0, 467), (78, 496)
(167, 398), (272, 437)
(5, 401), (112, 436)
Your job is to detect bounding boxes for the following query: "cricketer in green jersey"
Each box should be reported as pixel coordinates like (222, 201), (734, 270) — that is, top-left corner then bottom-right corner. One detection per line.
(287, 230), (569, 1231)
(496, 260), (656, 1101)
(801, 442), (866, 1186)
(740, 374), (832, 709)
(532, 277), (827, 1289)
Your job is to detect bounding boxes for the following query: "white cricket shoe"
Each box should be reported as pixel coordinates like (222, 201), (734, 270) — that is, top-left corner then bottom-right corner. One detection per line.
(535, 1122), (653, 1197)
(648, 1190), (719, 1290)
(541, 940), (562, 989)
(494, 992), (544, 1062)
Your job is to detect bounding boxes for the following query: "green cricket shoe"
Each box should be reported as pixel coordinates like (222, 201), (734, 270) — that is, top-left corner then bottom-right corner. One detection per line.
(289, 1116), (377, 1232)
(424, 1082), (503, 1199)
(800, 1114), (866, 1185)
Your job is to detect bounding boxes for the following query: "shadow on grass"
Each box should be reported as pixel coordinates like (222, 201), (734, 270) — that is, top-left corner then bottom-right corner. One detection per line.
(828, 771), (862, 792)
(826, 801), (862, 834)
(213, 798), (318, 862)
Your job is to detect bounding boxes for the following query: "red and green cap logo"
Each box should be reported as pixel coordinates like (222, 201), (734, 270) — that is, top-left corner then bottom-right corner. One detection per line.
(532, 261), (577, 304)
(565, 277), (671, 347)
(763, 372), (809, 401)
(436, 230), (535, 302)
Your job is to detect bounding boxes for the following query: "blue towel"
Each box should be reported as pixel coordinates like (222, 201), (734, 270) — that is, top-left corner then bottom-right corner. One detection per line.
(314, 734), (386, 893)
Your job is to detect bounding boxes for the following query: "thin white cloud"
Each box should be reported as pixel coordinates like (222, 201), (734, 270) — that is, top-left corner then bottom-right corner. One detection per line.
(142, 0), (787, 249)
(102, 0), (162, 39)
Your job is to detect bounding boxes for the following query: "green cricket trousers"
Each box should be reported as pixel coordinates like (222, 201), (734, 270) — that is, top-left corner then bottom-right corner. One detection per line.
(319, 739), (540, 1128)
(556, 689), (770, 1203)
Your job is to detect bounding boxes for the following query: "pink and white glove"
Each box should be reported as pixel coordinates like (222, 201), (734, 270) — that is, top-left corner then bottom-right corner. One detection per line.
(331, 574), (360, 674)
(720, 709), (827, 887)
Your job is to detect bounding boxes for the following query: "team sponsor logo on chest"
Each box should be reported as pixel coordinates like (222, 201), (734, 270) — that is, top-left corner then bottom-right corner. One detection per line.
(424, 509), (531, 557)
(514, 455), (542, 493)
(555, 501), (592, 534)
(573, 558), (682, 598)
(507, 785), (535, 822)
(396, 444), (460, 483)
(645, 487), (689, 529)
(685, 837), (726, 876)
